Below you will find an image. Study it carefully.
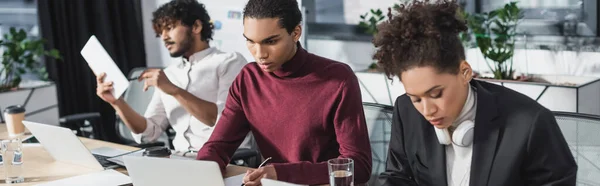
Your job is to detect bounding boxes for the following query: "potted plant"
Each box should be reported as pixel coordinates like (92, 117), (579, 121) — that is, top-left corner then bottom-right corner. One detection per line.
(358, 3), (402, 73)
(463, 2), (524, 80)
(358, 8), (387, 36)
(0, 27), (61, 92)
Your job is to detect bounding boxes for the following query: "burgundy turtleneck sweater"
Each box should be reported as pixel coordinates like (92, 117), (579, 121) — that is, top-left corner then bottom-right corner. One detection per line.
(196, 46), (372, 185)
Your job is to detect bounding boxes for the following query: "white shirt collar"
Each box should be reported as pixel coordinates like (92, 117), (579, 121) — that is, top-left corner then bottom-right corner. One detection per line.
(446, 84), (477, 186)
(453, 85), (477, 126)
(182, 47), (216, 65)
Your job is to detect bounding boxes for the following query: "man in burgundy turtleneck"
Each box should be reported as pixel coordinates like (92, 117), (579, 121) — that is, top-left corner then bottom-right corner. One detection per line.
(195, 0), (372, 185)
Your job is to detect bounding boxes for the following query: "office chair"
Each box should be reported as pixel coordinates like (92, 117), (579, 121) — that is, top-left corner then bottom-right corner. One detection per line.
(60, 67), (167, 148)
(553, 111), (600, 186)
(114, 67), (171, 148)
(58, 112), (103, 139)
(120, 67), (260, 167)
(362, 102), (394, 186)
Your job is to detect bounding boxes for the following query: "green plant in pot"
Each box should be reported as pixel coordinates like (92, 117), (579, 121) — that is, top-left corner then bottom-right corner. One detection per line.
(358, 8), (387, 72)
(464, 2), (523, 80)
(0, 27), (61, 92)
(358, 8), (387, 36)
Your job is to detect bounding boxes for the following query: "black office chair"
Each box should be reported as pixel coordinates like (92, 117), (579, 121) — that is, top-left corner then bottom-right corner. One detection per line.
(553, 111), (600, 186)
(363, 102), (394, 186)
(58, 112), (103, 139)
(118, 67), (260, 167)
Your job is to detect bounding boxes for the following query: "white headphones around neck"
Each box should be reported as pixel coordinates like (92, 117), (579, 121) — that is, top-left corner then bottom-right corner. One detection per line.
(434, 120), (474, 147)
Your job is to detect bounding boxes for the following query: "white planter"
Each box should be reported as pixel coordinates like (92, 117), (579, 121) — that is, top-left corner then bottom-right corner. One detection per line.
(0, 80), (59, 125)
(356, 72), (600, 115)
(481, 75), (600, 115)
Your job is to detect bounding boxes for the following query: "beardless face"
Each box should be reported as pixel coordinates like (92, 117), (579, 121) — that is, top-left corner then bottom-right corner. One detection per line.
(400, 61), (473, 129)
(158, 20), (202, 58)
(243, 17), (301, 72)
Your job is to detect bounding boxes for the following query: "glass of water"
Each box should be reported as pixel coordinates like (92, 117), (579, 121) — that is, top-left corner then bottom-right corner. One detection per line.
(2, 138), (24, 183)
(328, 158), (354, 186)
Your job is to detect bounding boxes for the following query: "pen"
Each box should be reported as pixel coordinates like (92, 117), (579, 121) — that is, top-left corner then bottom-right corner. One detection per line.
(241, 157), (272, 186)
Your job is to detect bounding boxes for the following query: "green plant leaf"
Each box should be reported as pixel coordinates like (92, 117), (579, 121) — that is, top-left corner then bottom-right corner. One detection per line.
(1, 26), (61, 83)
(11, 76), (21, 87)
(48, 49), (61, 59)
(358, 22), (368, 28)
(488, 10), (499, 18)
(9, 27), (17, 36)
(15, 29), (27, 42)
(476, 36), (491, 53)
(375, 9), (382, 15)
(16, 67), (26, 75)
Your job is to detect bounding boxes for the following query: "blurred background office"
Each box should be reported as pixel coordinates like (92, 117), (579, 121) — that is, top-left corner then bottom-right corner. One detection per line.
(0, 0), (599, 185)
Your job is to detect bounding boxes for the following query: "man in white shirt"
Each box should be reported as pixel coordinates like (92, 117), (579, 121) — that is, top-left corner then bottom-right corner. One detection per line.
(95, 0), (249, 152)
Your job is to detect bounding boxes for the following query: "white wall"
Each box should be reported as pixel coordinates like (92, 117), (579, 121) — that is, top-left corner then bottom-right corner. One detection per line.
(0, 83), (59, 125)
(465, 48), (600, 78)
(141, 0), (174, 67)
(307, 39), (375, 71)
(141, 0), (250, 67)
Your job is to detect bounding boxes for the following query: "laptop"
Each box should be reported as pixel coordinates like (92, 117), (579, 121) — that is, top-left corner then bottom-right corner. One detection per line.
(124, 156), (225, 186)
(22, 121), (129, 170)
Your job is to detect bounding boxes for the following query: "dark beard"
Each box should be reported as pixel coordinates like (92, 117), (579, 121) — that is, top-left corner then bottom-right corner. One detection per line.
(169, 30), (194, 57)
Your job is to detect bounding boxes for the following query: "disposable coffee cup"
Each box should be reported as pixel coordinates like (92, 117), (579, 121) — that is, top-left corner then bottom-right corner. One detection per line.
(142, 146), (171, 158)
(3, 105), (26, 138)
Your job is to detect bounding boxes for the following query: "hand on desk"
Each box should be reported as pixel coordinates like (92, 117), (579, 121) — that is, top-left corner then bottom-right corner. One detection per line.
(242, 165), (277, 186)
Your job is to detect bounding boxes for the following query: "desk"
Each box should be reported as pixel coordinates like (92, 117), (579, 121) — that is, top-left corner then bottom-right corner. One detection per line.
(0, 124), (248, 186)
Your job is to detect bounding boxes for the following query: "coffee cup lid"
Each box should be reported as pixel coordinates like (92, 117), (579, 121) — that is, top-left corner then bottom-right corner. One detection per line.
(4, 105), (25, 114)
(143, 146), (171, 157)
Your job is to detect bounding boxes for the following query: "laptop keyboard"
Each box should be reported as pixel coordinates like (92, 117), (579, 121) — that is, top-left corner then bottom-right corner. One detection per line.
(93, 154), (118, 168)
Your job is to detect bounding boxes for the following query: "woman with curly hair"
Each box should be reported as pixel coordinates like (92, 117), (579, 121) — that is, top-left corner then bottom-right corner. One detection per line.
(375, 0), (577, 185)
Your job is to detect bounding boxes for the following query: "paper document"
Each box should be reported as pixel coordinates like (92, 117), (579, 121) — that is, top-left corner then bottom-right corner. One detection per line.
(35, 169), (131, 186)
(81, 35), (130, 99)
(261, 178), (307, 186)
(224, 174), (245, 186)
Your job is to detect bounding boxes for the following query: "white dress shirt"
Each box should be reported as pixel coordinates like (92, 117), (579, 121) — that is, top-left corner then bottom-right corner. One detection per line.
(132, 47), (248, 151)
(446, 85), (477, 186)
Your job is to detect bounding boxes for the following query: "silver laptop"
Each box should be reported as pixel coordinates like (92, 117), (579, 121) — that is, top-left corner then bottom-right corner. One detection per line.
(124, 156), (225, 186)
(22, 121), (127, 170)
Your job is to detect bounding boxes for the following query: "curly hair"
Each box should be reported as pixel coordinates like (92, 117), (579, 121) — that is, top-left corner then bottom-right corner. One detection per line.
(372, 0), (467, 80)
(243, 0), (302, 34)
(152, 0), (214, 42)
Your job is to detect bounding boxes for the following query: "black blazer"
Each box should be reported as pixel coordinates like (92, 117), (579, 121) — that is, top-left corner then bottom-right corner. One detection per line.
(379, 80), (577, 186)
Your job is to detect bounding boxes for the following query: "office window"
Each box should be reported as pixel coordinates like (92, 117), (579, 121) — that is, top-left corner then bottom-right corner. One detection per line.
(0, 0), (39, 38)
(0, 0), (41, 80)
(306, 0), (597, 36)
(480, 0), (582, 20)
(481, 0), (581, 11)
(476, 0), (597, 36)
(311, 0), (406, 24)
